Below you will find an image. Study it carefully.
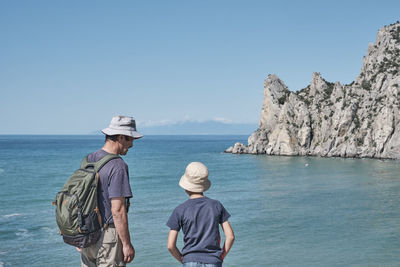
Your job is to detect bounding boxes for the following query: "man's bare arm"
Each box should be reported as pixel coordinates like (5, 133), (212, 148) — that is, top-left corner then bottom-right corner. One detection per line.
(111, 197), (135, 263)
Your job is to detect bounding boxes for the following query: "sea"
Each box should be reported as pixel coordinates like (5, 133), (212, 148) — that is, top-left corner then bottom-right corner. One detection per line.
(0, 135), (399, 267)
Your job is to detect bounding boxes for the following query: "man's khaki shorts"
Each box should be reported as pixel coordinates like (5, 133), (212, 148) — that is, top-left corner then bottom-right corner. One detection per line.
(81, 226), (125, 267)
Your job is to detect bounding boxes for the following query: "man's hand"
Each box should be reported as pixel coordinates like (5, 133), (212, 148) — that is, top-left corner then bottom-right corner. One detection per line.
(123, 243), (135, 263)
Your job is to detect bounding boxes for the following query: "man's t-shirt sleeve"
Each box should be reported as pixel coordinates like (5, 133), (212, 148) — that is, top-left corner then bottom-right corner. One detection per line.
(166, 208), (181, 231)
(108, 166), (133, 199)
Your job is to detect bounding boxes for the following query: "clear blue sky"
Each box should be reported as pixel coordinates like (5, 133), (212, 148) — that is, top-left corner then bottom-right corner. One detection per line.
(1, 0), (399, 134)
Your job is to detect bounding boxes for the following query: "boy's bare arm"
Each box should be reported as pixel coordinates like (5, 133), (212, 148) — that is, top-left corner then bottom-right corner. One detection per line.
(167, 230), (183, 263)
(221, 221), (235, 260)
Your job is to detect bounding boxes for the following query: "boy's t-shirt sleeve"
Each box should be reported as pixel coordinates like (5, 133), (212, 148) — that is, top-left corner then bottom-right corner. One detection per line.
(219, 202), (231, 224)
(166, 207), (181, 231)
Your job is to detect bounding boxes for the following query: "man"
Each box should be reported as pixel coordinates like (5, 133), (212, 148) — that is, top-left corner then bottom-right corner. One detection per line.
(80, 115), (143, 267)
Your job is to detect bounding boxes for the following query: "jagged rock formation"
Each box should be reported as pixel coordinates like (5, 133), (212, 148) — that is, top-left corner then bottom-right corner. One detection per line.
(226, 22), (400, 159)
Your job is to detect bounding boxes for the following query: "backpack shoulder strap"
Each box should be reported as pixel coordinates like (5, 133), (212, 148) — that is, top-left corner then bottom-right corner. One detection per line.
(80, 154), (121, 172)
(80, 156), (90, 169)
(93, 154), (121, 172)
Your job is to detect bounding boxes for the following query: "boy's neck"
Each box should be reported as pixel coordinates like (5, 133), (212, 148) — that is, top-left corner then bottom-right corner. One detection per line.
(186, 190), (204, 199)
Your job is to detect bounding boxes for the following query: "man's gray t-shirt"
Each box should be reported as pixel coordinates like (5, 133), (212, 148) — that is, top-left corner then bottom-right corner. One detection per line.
(166, 196), (231, 264)
(88, 149), (132, 224)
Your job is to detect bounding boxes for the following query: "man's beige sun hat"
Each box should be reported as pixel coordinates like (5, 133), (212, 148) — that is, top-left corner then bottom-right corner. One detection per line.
(179, 162), (211, 193)
(101, 115), (143, 139)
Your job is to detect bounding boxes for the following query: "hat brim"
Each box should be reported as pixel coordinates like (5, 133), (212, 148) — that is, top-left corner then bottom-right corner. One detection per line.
(179, 175), (211, 193)
(102, 127), (143, 139)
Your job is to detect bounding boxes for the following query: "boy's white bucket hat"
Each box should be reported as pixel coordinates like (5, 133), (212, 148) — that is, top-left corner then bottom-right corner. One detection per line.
(101, 115), (143, 139)
(179, 162), (211, 193)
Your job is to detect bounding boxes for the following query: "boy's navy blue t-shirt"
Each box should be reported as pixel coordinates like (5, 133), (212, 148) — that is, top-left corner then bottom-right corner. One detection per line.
(166, 196), (231, 264)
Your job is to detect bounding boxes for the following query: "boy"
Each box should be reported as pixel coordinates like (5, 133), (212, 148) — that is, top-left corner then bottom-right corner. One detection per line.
(166, 162), (235, 267)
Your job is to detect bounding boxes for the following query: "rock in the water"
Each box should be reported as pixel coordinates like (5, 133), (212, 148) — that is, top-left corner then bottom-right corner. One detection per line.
(227, 22), (400, 159)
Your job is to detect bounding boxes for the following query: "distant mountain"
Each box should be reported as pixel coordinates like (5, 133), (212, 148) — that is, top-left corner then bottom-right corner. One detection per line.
(138, 120), (258, 135)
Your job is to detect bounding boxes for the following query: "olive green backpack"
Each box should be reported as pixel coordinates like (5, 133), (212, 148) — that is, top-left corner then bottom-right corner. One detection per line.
(54, 154), (120, 248)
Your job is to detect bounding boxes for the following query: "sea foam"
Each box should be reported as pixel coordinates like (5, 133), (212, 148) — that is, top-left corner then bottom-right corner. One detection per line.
(16, 228), (31, 238)
(3, 213), (23, 218)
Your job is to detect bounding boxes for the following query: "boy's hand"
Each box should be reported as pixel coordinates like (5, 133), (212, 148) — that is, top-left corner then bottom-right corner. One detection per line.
(221, 249), (226, 261)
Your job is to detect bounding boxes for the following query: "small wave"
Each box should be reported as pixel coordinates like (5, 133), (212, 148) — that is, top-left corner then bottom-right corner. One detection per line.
(16, 228), (31, 238)
(0, 261), (4, 267)
(3, 213), (23, 218)
(0, 168), (4, 173)
(41, 226), (56, 234)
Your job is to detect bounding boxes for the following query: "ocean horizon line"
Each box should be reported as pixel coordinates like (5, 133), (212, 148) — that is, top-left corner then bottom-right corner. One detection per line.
(0, 133), (250, 136)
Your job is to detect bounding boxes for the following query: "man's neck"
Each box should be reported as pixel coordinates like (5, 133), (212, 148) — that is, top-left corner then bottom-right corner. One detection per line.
(102, 141), (119, 155)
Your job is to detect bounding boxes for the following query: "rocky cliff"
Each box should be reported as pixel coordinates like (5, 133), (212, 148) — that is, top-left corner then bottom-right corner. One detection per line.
(226, 22), (400, 159)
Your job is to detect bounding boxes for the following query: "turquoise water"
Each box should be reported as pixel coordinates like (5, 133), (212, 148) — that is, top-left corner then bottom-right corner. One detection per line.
(0, 135), (399, 266)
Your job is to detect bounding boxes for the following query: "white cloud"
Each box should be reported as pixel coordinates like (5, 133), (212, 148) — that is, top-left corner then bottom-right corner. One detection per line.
(213, 117), (233, 124)
(137, 119), (176, 127)
(137, 117), (257, 128)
